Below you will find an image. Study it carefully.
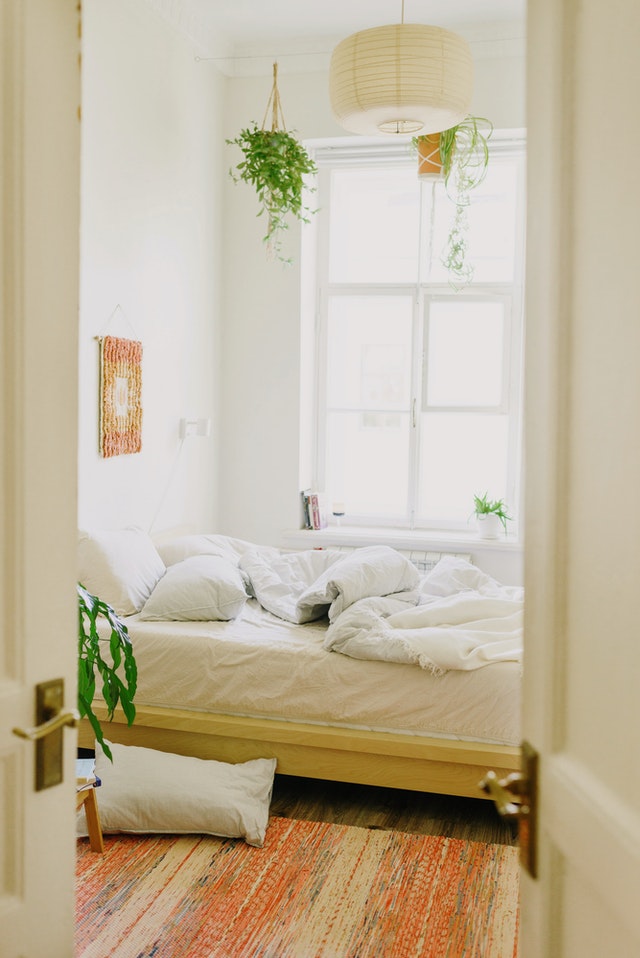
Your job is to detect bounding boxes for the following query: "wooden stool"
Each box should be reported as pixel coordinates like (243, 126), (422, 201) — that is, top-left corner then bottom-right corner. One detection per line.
(76, 785), (104, 854)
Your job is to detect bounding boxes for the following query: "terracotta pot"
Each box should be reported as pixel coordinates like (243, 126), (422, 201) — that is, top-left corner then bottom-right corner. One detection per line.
(417, 133), (444, 179)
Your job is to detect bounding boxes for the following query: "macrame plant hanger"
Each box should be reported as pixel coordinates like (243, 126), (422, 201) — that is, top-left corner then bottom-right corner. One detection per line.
(259, 62), (287, 255)
(262, 61), (286, 134)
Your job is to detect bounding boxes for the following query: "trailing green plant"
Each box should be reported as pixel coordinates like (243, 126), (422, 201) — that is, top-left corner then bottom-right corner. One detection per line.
(77, 583), (137, 761)
(413, 116), (493, 289)
(438, 115), (492, 194)
(226, 64), (317, 264)
(227, 123), (317, 263)
(472, 492), (512, 534)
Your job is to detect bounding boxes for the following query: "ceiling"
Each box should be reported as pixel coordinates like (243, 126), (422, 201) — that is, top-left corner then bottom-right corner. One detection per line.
(148, 0), (526, 74)
(188, 0), (525, 45)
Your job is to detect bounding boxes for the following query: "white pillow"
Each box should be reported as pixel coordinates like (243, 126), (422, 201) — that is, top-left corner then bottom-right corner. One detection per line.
(79, 742), (276, 847)
(78, 527), (166, 615)
(157, 533), (256, 567)
(139, 555), (248, 621)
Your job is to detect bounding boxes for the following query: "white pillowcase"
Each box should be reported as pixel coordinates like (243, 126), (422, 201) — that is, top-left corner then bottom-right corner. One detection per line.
(78, 527), (166, 615)
(79, 742), (276, 847)
(157, 533), (256, 567)
(139, 555), (248, 621)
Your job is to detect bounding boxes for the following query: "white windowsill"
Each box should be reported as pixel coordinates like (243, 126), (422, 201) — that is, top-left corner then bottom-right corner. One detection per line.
(280, 526), (523, 555)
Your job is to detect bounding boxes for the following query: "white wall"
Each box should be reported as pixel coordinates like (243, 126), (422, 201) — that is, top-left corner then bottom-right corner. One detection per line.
(78, 0), (225, 535)
(77, 7), (525, 580)
(219, 48), (526, 551)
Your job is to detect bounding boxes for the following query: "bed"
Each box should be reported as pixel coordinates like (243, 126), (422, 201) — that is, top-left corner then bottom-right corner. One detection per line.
(77, 529), (523, 800)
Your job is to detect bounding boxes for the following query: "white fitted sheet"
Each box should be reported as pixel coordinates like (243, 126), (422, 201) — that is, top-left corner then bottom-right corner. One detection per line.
(121, 599), (520, 746)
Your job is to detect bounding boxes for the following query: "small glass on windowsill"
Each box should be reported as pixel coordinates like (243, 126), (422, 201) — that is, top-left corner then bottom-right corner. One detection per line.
(332, 502), (346, 526)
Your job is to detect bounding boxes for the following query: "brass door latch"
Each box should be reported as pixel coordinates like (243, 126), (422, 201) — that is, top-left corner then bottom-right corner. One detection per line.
(480, 740), (538, 878)
(12, 678), (78, 791)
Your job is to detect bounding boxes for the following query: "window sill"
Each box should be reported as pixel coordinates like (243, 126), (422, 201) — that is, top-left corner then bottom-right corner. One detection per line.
(280, 526), (523, 555)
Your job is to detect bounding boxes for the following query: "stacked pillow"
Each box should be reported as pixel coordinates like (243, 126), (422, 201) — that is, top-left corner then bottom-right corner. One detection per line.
(78, 527), (166, 616)
(78, 528), (248, 621)
(139, 554), (247, 621)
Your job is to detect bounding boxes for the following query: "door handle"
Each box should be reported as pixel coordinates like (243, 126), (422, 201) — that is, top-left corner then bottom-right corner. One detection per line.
(11, 678), (77, 790)
(13, 708), (79, 741)
(480, 740), (538, 878)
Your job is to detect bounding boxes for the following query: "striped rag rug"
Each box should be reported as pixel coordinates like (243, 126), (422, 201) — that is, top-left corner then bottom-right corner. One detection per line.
(76, 816), (519, 958)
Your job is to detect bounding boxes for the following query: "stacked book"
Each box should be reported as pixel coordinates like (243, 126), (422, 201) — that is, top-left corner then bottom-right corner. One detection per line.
(300, 490), (329, 530)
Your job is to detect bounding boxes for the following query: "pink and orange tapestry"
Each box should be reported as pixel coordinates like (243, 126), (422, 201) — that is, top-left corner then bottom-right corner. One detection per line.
(99, 335), (143, 457)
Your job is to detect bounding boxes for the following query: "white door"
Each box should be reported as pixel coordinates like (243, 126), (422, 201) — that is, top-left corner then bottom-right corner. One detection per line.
(522, 0), (640, 954)
(0, 2), (81, 956)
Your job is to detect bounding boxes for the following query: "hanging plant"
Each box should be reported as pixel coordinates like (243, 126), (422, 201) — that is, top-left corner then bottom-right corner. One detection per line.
(413, 116), (493, 289)
(227, 63), (318, 264)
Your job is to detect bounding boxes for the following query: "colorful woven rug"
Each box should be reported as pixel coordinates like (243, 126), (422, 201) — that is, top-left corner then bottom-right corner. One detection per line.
(76, 816), (519, 957)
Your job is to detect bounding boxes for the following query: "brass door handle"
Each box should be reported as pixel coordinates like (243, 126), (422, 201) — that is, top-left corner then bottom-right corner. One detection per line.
(479, 740), (539, 879)
(14, 679), (77, 791)
(13, 708), (79, 741)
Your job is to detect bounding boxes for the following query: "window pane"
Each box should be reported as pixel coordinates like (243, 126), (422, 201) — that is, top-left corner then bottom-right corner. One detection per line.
(326, 411), (409, 515)
(467, 161), (519, 283)
(425, 300), (505, 407)
(327, 296), (413, 410)
(329, 168), (420, 283)
(421, 178), (451, 283)
(312, 141), (524, 530)
(417, 413), (508, 522)
(425, 159), (519, 284)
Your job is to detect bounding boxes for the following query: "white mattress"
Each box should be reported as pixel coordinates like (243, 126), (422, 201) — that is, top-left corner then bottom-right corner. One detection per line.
(121, 599), (520, 746)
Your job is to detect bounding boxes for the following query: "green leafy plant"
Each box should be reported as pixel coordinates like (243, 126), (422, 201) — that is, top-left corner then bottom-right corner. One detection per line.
(77, 583), (137, 761)
(227, 122), (317, 263)
(414, 115), (493, 289)
(472, 492), (512, 534)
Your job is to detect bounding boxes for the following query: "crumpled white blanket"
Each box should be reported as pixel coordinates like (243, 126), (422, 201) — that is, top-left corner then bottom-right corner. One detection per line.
(238, 545), (419, 624)
(323, 556), (524, 674)
(237, 546), (523, 672)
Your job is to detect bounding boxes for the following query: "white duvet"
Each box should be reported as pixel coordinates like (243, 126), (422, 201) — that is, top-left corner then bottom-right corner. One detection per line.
(237, 547), (523, 674)
(324, 591), (523, 675)
(239, 544), (420, 624)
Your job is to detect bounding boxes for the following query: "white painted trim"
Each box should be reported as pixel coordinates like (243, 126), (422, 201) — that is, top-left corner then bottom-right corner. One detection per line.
(281, 526), (522, 553)
(546, 754), (640, 941)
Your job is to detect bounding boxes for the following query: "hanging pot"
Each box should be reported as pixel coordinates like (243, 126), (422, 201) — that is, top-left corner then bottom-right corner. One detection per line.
(417, 133), (444, 179)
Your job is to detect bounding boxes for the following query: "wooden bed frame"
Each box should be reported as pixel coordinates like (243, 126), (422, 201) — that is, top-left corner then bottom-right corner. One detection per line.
(79, 704), (520, 801)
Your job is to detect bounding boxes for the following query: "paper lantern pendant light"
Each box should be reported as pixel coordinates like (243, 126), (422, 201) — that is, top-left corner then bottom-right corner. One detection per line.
(329, 24), (473, 136)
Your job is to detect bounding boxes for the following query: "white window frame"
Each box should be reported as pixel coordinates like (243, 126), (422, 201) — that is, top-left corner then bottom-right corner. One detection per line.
(304, 132), (526, 535)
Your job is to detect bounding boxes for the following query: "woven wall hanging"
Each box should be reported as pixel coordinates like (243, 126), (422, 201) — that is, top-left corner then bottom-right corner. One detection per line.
(99, 335), (143, 457)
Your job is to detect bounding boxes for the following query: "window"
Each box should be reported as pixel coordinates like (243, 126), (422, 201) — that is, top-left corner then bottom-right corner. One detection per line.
(304, 135), (525, 533)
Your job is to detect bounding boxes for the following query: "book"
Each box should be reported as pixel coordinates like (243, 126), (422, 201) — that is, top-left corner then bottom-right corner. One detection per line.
(308, 492), (329, 530)
(301, 490), (330, 530)
(309, 493), (320, 529)
(300, 489), (312, 529)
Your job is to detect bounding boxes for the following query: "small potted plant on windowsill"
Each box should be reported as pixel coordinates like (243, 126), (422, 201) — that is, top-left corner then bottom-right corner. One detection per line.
(77, 584), (137, 760)
(472, 492), (512, 539)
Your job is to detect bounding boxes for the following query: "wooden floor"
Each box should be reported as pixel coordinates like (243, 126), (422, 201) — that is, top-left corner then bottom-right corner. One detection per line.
(270, 774), (518, 846)
(78, 747), (517, 846)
